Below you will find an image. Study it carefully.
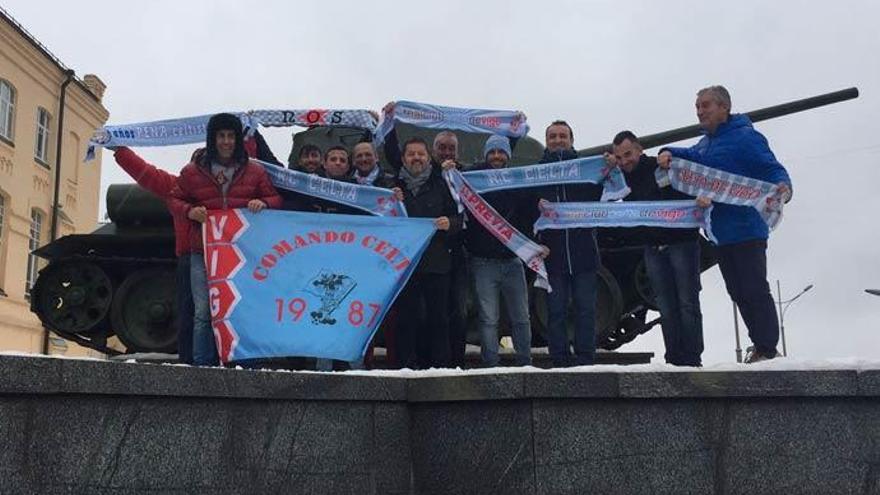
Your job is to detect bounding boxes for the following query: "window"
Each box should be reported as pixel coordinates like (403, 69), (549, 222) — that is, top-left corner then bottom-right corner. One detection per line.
(25, 209), (42, 296)
(0, 80), (14, 141)
(35, 107), (50, 164)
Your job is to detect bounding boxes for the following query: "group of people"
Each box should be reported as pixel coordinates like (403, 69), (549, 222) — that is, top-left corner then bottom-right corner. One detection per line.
(111, 84), (792, 369)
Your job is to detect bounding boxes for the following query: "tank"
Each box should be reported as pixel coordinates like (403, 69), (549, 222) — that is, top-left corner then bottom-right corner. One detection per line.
(29, 88), (859, 355)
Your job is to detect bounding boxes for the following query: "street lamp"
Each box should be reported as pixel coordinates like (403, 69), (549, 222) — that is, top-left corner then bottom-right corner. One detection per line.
(775, 281), (814, 357)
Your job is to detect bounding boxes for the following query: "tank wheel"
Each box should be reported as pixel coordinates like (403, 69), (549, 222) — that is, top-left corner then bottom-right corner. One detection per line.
(111, 268), (178, 353)
(529, 265), (624, 347)
(32, 261), (113, 335)
(634, 258), (659, 311)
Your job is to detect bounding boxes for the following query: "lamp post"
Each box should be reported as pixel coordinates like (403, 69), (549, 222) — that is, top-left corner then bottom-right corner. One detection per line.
(775, 281), (814, 357)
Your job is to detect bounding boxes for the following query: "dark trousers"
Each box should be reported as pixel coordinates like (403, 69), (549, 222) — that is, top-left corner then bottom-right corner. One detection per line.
(397, 272), (451, 369)
(447, 249), (469, 367)
(644, 241), (704, 366)
(717, 240), (779, 356)
(546, 269), (597, 366)
(176, 255), (194, 365)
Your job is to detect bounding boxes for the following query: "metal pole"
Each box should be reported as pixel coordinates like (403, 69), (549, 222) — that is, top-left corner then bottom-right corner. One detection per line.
(43, 69), (75, 356)
(733, 302), (742, 363)
(776, 280), (787, 357)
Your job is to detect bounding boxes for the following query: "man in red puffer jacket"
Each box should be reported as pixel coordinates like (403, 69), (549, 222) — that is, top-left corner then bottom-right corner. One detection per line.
(169, 113), (282, 366)
(111, 128), (278, 365)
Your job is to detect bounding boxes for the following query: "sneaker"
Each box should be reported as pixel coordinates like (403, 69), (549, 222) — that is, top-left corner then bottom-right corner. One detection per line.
(744, 346), (779, 364)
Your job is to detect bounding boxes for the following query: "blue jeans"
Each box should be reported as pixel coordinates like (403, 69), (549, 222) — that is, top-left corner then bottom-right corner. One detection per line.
(546, 269), (597, 366)
(176, 255), (194, 365)
(190, 253), (219, 366)
(644, 241), (704, 366)
(472, 257), (532, 366)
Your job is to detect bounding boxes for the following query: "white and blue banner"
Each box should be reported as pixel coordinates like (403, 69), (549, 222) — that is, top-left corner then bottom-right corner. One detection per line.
(534, 200), (712, 237)
(375, 100), (529, 146)
(656, 158), (785, 229)
(203, 209), (436, 364)
(257, 159), (407, 217)
(86, 109), (377, 160)
(444, 169), (551, 291)
(461, 156), (631, 201)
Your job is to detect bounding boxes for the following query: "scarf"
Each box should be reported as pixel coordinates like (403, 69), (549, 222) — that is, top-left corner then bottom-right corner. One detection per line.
(458, 155), (631, 201)
(444, 169), (551, 292)
(656, 158), (785, 229)
(534, 200), (713, 241)
(399, 164), (432, 196)
(374, 100), (529, 146)
(256, 160), (407, 217)
(355, 166), (381, 186)
(85, 109), (377, 160)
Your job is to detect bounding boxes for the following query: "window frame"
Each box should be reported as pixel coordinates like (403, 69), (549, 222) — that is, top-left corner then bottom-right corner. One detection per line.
(34, 107), (51, 166)
(25, 208), (43, 297)
(0, 79), (15, 144)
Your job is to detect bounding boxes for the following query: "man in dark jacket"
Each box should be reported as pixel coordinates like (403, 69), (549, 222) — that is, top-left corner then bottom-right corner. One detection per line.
(352, 141), (395, 188)
(290, 143), (324, 174)
(169, 113), (282, 366)
(465, 135), (534, 366)
(394, 137), (462, 369)
(535, 121), (603, 367)
(659, 85), (792, 364)
(611, 131), (704, 366)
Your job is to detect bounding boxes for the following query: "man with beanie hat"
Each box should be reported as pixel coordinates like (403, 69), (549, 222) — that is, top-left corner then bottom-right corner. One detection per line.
(169, 113), (282, 366)
(443, 134), (536, 366)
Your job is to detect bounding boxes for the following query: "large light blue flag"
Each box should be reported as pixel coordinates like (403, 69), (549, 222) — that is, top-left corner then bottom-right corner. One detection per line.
(203, 209), (436, 363)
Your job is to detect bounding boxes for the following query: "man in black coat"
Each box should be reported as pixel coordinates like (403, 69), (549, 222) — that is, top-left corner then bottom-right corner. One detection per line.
(610, 131), (704, 366)
(535, 121), (603, 367)
(393, 137), (462, 369)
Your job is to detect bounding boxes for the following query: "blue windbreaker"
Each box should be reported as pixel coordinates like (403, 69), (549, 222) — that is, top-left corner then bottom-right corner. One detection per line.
(664, 114), (792, 246)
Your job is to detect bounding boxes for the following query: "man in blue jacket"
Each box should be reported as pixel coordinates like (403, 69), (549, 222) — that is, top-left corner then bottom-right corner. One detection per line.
(658, 85), (792, 363)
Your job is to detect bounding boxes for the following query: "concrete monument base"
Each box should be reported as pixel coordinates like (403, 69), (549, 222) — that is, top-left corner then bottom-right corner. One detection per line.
(0, 355), (877, 494)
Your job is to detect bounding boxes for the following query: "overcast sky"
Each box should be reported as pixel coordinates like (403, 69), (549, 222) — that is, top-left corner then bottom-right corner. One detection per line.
(4, 1), (878, 364)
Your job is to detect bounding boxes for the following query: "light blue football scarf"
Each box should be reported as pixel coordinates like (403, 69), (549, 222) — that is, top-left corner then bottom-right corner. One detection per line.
(461, 156), (631, 201)
(374, 100), (529, 146)
(656, 158), (785, 229)
(203, 209), (435, 363)
(444, 169), (551, 291)
(534, 200), (712, 240)
(85, 109), (377, 161)
(255, 159), (407, 217)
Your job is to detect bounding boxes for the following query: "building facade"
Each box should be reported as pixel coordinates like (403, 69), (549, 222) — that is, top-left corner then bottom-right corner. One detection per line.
(0, 8), (108, 356)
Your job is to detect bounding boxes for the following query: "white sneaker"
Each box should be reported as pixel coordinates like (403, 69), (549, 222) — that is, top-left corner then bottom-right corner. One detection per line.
(744, 346), (779, 364)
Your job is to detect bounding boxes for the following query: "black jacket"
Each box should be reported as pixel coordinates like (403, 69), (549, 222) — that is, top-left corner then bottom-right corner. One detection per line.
(533, 148), (602, 275)
(465, 162), (530, 259)
(622, 155), (699, 246)
(395, 167), (463, 274)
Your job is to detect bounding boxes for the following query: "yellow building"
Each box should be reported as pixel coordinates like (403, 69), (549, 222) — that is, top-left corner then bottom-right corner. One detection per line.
(0, 7), (108, 356)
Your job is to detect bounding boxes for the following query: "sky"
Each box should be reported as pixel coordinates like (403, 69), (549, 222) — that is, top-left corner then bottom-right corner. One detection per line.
(3, 0), (878, 364)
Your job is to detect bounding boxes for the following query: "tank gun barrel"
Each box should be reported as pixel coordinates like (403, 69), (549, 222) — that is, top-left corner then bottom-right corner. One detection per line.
(577, 87), (859, 156)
